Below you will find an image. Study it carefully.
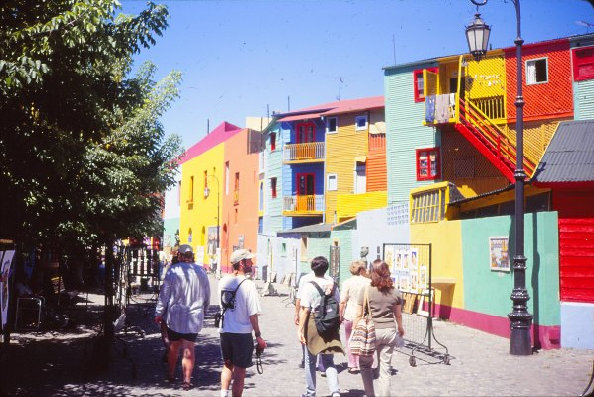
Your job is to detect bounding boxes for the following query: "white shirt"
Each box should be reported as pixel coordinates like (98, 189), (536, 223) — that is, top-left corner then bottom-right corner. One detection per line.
(218, 275), (262, 334)
(155, 262), (210, 334)
(300, 275), (339, 312)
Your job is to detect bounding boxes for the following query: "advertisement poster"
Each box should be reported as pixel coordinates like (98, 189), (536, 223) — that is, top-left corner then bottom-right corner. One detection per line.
(1, 250), (15, 327)
(489, 236), (510, 272)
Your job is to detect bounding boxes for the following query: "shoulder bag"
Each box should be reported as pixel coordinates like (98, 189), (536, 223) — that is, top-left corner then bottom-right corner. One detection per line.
(349, 286), (376, 357)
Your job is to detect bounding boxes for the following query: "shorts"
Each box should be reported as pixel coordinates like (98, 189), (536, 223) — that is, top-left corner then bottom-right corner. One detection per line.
(167, 326), (198, 342)
(220, 332), (254, 368)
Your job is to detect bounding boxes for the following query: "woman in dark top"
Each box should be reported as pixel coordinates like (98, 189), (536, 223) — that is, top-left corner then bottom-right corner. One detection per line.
(354, 259), (405, 397)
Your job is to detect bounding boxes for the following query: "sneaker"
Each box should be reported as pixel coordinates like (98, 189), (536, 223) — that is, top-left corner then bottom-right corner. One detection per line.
(320, 371), (326, 377)
(331, 393), (340, 397)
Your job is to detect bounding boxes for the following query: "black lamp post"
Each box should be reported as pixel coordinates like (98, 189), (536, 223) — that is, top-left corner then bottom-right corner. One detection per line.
(465, 0), (532, 355)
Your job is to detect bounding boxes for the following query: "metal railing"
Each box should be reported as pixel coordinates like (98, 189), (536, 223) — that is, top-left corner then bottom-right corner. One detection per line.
(283, 142), (325, 162)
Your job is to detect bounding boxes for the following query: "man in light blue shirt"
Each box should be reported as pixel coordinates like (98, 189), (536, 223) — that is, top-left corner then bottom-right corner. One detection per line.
(155, 244), (210, 390)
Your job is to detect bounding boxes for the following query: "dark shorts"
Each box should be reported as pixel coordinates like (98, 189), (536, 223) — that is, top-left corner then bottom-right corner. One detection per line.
(167, 326), (198, 343)
(220, 332), (254, 368)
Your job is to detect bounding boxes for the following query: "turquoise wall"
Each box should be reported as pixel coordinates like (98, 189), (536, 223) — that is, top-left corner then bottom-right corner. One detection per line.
(163, 217), (179, 248)
(300, 235), (331, 273)
(384, 62), (440, 206)
(461, 211), (560, 326)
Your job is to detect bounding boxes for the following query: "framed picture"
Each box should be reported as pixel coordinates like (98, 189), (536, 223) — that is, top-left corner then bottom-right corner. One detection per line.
(384, 244), (395, 272)
(419, 265), (427, 289)
(399, 275), (410, 291)
(489, 236), (510, 272)
(410, 247), (419, 271)
(395, 250), (403, 271)
(402, 250), (410, 271)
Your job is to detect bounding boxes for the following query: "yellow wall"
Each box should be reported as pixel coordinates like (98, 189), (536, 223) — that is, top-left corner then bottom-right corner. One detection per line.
(325, 109), (384, 223)
(179, 144), (224, 264)
(465, 51), (506, 100)
(410, 220), (464, 310)
(336, 191), (387, 222)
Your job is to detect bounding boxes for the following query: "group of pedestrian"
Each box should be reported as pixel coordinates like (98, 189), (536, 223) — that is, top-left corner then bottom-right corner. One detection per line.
(154, 245), (403, 397)
(296, 256), (405, 397)
(155, 245), (265, 396)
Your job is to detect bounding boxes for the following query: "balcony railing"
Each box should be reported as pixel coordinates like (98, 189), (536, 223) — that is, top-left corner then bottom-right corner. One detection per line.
(283, 194), (324, 215)
(283, 142), (325, 163)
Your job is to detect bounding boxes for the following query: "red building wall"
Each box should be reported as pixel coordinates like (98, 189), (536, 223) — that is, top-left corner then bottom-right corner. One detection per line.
(554, 189), (594, 303)
(505, 39), (573, 123)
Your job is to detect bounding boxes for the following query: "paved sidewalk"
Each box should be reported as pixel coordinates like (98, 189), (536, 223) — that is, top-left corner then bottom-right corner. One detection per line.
(3, 275), (594, 396)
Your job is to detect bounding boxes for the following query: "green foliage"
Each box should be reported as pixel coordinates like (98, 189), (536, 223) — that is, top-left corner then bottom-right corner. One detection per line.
(0, 0), (182, 249)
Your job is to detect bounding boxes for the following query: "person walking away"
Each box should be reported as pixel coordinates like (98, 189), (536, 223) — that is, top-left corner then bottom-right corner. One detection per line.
(298, 256), (343, 397)
(159, 246), (179, 363)
(339, 260), (370, 374)
(154, 244), (211, 390)
(219, 248), (266, 397)
(353, 259), (405, 397)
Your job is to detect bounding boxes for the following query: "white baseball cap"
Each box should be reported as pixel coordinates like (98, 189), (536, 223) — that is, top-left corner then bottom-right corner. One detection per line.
(230, 248), (255, 265)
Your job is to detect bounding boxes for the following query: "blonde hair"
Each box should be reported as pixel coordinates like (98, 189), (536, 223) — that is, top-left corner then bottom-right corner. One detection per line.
(349, 260), (367, 275)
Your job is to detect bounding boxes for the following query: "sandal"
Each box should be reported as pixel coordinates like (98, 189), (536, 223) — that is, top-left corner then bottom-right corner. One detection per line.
(181, 381), (193, 391)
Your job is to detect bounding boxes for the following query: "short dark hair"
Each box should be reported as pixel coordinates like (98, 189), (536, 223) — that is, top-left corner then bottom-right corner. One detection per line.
(311, 256), (329, 277)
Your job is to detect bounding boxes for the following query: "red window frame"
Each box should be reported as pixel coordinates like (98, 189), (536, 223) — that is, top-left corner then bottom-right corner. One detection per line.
(413, 67), (438, 103)
(271, 177), (277, 198)
(296, 122), (315, 143)
(416, 148), (441, 181)
(296, 173), (315, 196)
(270, 132), (276, 151)
(572, 46), (594, 82)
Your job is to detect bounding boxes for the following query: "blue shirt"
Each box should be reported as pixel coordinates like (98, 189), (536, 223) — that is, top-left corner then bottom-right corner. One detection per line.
(155, 262), (211, 334)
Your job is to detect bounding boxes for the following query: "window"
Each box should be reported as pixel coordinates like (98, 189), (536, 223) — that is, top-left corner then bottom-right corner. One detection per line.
(225, 162), (229, 195)
(189, 176), (194, 202)
(411, 188), (446, 223)
(204, 170), (208, 189)
(526, 58), (548, 85)
(188, 228), (192, 242)
(416, 148), (441, 181)
(259, 182), (264, 210)
(413, 67), (438, 102)
(355, 115), (368, 131)
(258, 217), (263, 234)
(234, 208), (238, 224)
(326, 117), (338, 134)
(281, 242), (287, 257)
(234, 172), (240, 203)
(573, 47), (594, 81)
(271, 177), (277, 198)
(270, 132), (276, 151)
(327, 174), (338, 191)
(354, 162), (366, 194)
(296, 122), (315, 143)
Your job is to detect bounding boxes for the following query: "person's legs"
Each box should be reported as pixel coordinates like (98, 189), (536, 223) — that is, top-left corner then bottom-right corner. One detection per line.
(221, 360), (233, 395)
(180, 339), (195, 384)
(161, 322), (170, 363)
(231, 366), (247, 397)
(343, 319), (358, 370)
(167, 340), (181, 379)
(376, 328), (397, 397)
(320, 354), (339, 396)
(359, 353), (375, 397)
(304, 349), (317, 396)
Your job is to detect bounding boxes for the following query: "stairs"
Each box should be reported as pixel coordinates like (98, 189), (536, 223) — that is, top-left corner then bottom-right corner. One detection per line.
(455, 98), (536, 183)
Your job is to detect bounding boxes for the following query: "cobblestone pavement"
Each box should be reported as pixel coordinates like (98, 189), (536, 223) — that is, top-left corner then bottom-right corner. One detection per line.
(3, 275), (594, 396)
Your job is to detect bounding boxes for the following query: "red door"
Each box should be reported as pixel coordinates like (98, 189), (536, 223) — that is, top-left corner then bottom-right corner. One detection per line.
(296, 173), (315, 211)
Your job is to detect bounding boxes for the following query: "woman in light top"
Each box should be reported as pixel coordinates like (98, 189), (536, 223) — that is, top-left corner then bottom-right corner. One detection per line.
(339, 260), (370, 374)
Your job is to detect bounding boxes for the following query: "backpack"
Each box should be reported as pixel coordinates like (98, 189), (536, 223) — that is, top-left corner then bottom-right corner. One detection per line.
(309, 281), (340, 335)
(214, 279), (247, 328)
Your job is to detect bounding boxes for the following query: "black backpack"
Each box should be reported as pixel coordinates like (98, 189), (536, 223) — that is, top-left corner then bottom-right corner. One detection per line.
(214, 279), (246, 328)
(309, 281), (340, 335)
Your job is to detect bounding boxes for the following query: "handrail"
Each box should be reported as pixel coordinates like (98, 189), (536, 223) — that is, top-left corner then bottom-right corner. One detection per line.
(283, 142), (325, 162)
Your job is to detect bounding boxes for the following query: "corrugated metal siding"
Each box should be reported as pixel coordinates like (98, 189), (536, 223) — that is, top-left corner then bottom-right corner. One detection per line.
(440, 126), (509, 197)
(384, 64), (440, 205)
(325, 113), (368, 223)
(555, 190), (594, 303)
(264, 125), (284, 235)
(306, 236), (332, 265)
(574, 79), (594, 120)
(330, 229), (354, 286)
(336, 191), (387, 221)
(506, 40), (573, 122)
(367, 135), (387, 191)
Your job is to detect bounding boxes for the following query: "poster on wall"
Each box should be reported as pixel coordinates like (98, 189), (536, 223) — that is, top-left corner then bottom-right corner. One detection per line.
(383, 245), (395, 273)
(395, 250), (403, 271)
(1, 250), (15, 328)
(489, 236), (510, 272)
(402, 249), (410, 271)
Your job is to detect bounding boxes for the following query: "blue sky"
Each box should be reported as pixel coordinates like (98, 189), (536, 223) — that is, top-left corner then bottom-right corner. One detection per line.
(120, 0), (593, 149)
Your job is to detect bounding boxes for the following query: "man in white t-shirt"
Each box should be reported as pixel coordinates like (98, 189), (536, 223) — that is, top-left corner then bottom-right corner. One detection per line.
(218, 248), (266, 397)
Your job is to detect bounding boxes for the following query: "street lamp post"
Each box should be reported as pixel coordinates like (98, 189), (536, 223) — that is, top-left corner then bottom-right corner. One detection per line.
(465, 0), (532, 355)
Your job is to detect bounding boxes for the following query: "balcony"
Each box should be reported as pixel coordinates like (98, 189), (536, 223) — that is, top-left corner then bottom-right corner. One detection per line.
(283, 194), (324, 216)
(283, 142), (325, 163)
